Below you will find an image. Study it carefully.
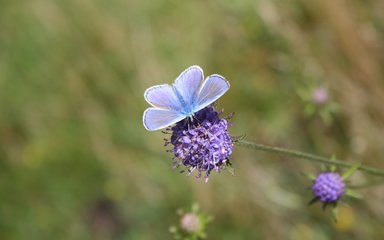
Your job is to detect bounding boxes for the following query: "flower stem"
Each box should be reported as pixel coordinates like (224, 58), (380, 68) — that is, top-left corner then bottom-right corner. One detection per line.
(235, 140), (384, 177)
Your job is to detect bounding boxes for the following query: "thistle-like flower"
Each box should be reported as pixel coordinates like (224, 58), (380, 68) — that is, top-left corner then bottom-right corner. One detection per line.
(307, 164), (362, 221)
(169, 203), (212, 240)
(180, 213), (200, 233)
(311, 172), (346, 204)
(311, 87), (329, 105)
(165, 106), (233, 181)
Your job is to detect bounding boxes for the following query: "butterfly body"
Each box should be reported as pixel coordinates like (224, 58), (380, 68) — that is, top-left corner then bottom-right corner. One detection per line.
(172, 85), (193, 116)
(143, 66), (230, 131)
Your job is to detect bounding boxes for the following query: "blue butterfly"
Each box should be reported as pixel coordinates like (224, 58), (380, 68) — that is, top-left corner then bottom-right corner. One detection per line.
(143, 65), (230, 131)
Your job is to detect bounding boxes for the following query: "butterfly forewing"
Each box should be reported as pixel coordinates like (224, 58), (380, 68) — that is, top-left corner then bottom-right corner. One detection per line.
(173, 65), (204, 108)
(143, 108), (186, 131)
(144, 84), (183, 111)
(193, 74), (230, 112)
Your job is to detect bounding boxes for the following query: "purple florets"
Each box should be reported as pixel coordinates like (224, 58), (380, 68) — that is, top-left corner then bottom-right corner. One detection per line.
(165, 106), (233, 180)
(312, 172), (346, 203)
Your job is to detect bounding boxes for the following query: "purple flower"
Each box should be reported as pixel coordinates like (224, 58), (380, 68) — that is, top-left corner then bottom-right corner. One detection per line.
(312, 172), (346, 203)
(165, 106), (233, 181)
(311, 87), (329, 105)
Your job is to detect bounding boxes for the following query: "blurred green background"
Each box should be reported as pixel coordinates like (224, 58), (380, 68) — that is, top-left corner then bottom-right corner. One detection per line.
(1, 0), (384, 239)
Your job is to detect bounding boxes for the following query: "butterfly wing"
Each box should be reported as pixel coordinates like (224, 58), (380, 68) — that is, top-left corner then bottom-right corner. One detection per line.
(173, 65), (204, 107)
(144, 84), (183, 111)
(193, 74), (230, 112)
(143, 108), (186, 131)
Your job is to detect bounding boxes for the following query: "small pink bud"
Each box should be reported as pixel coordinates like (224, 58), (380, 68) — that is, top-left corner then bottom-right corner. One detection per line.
(180, 213), (200, 232)
(312, 88), (329, 105)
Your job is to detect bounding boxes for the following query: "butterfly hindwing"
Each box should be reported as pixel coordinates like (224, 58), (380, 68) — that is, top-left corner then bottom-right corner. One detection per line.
(143, 108), (186, 131)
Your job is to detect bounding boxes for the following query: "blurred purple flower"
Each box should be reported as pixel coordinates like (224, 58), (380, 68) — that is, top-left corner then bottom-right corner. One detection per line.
(311, 87), (329, 105)
(165, 106), (233, 181)
(312, 172), (346, 203)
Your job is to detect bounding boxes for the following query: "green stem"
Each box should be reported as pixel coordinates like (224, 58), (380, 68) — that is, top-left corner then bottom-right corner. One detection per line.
(235, 139), (384, 177)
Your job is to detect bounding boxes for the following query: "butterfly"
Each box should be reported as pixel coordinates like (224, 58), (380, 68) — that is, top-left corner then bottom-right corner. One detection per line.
(143, 65), (230, 131)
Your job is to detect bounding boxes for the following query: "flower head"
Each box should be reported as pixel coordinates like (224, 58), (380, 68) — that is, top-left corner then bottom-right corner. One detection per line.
(307, 165), (361, 221)
(312, 172), (346, 203)
(180, 213), (200, 233)
(169, 203), (212, 239)
(165, 106), (233, 180)
(311, 87), (329, 105)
